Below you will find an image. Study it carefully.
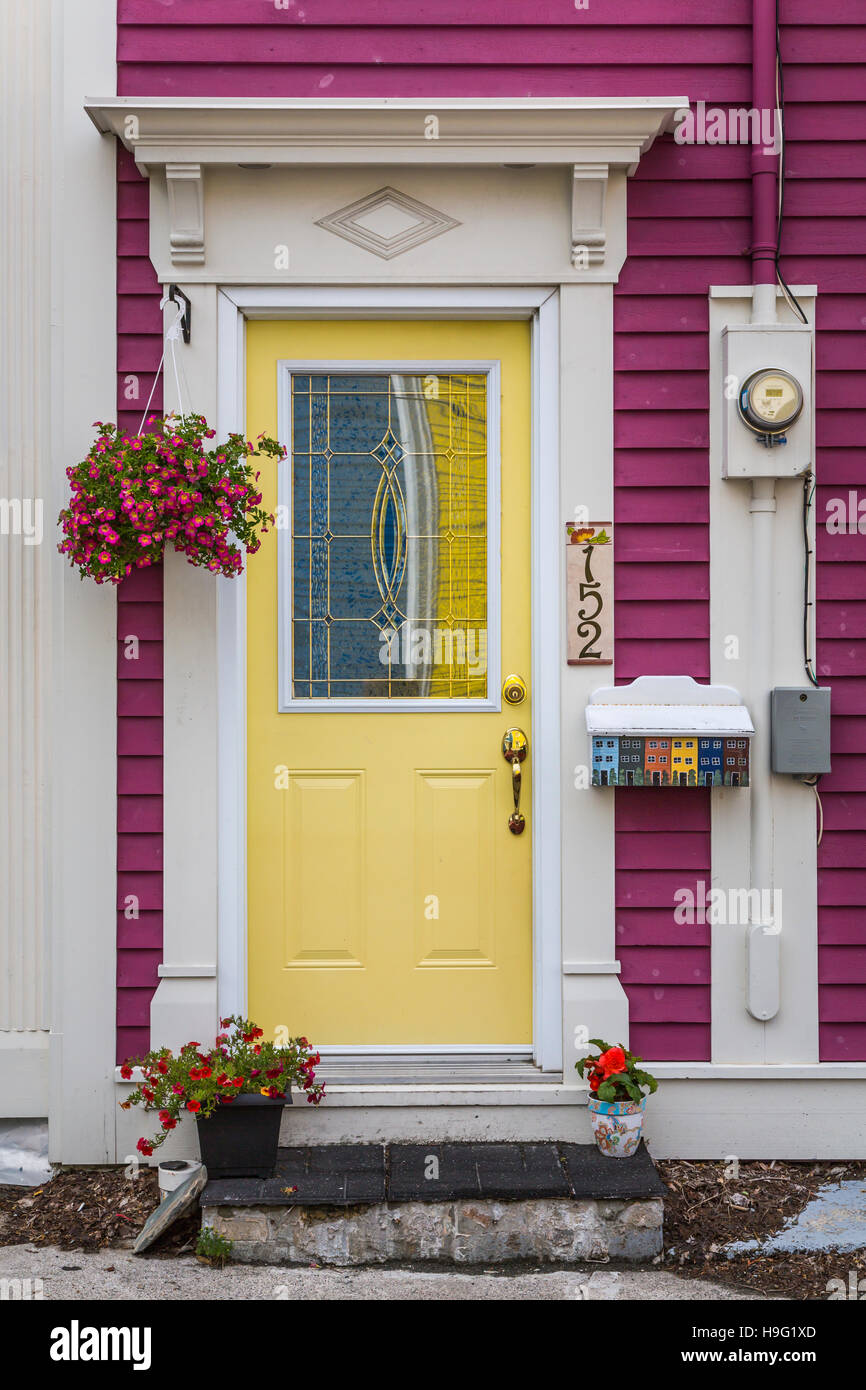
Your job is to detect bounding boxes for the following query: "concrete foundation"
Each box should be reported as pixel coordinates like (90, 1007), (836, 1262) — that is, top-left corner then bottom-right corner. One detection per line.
(205, 1197), (664, 1266)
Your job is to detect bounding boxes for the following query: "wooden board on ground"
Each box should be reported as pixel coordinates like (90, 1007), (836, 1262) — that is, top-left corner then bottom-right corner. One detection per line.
(133, 1165), (207, 1255)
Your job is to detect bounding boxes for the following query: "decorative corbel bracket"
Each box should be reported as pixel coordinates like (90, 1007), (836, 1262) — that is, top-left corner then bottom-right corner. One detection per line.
(166, 162), (205, 265)
(571, 163), (609, 269)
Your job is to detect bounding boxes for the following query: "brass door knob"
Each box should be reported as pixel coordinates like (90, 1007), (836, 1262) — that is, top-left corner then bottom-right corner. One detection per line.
(502, 673), (527, 706)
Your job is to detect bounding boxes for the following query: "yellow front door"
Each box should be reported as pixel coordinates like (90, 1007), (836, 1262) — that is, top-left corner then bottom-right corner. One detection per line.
(246, 320), (532, 1045)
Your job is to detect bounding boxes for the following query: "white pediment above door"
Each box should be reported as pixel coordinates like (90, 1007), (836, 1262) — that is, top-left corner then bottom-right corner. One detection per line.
(84, 96), (687, 285)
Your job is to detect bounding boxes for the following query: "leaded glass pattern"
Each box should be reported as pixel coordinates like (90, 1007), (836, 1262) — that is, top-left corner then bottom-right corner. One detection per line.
(291, 372), (488, 699)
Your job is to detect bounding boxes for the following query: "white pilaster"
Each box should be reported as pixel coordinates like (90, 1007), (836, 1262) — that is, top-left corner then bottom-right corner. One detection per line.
(0, 0), (52, 1055)
(560, 283), (629, 1078)
(0, 0), (122, 1158)
(150, 289), (222, 1051)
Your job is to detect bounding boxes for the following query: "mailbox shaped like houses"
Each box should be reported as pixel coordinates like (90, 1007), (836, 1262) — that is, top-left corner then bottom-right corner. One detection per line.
(587, 676), (754, 788)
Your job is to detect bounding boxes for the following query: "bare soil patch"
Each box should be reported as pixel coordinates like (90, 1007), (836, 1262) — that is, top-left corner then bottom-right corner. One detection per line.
(658, 1158), (866, 1299)
(0, 1168), (198, 1256)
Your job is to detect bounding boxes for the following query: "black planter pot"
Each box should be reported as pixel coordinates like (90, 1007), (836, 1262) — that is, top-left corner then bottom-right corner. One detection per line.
(195, 1093), (291, 1180)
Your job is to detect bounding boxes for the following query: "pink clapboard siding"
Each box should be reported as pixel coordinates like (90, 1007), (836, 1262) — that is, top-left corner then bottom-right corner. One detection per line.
(116, 139), (164, 1063)
(116, 561), (163, 1064)
(116, 0), (866, 1062)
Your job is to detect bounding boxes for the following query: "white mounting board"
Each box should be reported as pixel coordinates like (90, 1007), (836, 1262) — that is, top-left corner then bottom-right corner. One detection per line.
(586, 675), (754, 738)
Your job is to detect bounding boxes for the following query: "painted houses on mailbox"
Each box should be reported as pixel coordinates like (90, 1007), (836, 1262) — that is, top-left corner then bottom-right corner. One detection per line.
(592, 737), (620, 787)
(2, 1), (865, 1169)
(698, 739), (725, 786)
(723, 738), (752, 787)
(618, 737), (645, 786)
(591, 731), (749, 788)
(645, 738), (672, 787)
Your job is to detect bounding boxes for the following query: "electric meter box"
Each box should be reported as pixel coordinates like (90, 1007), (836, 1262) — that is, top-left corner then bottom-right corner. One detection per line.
(722, 322), (813, 479)
(771, 686), (831, 775)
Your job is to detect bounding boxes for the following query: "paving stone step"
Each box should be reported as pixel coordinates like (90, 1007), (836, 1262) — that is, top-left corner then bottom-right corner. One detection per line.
(201, 1140), (665, 1208)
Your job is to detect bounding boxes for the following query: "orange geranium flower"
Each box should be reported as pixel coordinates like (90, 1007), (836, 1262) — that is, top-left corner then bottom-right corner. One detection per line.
(598, 1046), (627, 1078)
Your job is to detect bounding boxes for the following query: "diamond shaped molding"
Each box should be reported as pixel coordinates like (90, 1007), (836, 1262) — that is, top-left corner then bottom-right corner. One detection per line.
(315, 186), (460, 260)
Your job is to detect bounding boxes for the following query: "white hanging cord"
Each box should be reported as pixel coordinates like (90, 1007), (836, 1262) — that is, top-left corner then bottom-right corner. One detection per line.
(174, 332), (193, 424)
(801, 775), (824, 846)
(136, 297), (188, 435)
(813, 781), (824, 847)
(136, 338), (168, 436)
(166, 306), (191, 423)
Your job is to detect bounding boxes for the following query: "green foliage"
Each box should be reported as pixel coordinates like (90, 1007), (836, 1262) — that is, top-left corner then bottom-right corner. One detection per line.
(196, 1226), (233, 1268)
(575, 1038), (658, 1102)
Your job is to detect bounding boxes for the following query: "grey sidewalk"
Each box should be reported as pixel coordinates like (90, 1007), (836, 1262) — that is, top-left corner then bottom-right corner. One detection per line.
(0, 1243), (768, 1301)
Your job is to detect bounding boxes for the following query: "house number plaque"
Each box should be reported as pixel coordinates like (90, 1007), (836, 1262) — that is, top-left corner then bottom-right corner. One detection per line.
(566, 522), (613, 665)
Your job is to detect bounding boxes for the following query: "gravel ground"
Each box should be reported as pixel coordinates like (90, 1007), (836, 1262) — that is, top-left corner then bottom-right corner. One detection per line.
(3, 1160), (861, 1300)
(0, 1243), (767, 1301)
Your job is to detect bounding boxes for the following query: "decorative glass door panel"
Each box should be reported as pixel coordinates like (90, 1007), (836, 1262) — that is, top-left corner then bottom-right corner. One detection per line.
(284, 368), (496, 709)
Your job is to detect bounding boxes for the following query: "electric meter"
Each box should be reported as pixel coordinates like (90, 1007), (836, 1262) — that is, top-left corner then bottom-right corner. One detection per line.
(721, 321), (812, 478)
(738, 367), (804, 437)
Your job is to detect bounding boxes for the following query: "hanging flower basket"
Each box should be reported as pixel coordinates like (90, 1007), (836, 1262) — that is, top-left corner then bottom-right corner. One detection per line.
(58, 412), (283, 584)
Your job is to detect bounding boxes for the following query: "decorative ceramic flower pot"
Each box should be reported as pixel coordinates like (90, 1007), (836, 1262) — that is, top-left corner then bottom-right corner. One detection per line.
(195, 1093), (291, 1179)
(587, 1094), (646, 1158)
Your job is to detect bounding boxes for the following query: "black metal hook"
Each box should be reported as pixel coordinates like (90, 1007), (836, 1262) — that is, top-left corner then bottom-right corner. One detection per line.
(166, 284), (191, 345)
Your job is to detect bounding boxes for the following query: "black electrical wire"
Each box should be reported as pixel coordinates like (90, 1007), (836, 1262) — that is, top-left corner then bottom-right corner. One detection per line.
(802, 471), (820, 687)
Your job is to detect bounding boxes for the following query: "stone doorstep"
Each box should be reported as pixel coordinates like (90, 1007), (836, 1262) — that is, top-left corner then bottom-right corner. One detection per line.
(201, 1141), (665, 1207)
(199, 1142), (665, 1266)
(205, 1198), (664, 1266)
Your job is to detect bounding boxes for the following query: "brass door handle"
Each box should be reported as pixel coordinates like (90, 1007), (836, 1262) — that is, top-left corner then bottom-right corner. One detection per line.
(502, 727), (528, 835)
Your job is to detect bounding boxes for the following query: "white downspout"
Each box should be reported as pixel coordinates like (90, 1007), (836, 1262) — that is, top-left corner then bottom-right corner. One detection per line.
(746, 283), (780, 1021)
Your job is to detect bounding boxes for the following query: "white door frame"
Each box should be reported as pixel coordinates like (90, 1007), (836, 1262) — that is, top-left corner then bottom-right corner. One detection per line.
(216, 285), (563, 1073)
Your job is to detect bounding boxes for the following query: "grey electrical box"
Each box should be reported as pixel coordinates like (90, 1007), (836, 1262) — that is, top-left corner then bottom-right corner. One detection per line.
(771, 687), (831, 775)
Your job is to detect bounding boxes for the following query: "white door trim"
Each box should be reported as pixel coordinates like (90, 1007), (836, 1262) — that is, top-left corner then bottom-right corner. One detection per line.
(216, 285), (563, 1072)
